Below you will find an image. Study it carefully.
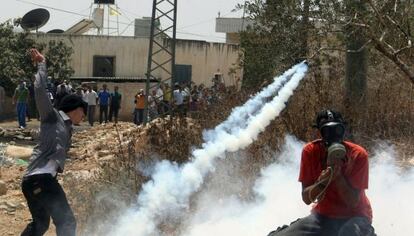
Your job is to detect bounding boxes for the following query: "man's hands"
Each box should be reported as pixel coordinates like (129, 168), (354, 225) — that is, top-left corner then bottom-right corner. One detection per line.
(317, 168), (332, 186)
(29, 48), (45, 64)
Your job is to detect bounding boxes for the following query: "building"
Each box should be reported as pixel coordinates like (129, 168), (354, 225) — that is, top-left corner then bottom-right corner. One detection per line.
(215, 17), (253, 44)
(31, 33), (241, 119)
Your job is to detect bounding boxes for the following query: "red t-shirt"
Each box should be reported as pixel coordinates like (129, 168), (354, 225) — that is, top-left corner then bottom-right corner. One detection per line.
(299, 140), (373, 222)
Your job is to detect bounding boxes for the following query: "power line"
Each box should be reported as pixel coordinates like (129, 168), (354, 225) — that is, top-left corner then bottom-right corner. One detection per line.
(15, 0), (89, 18)
(14, 0), (228, 41)
(47, 7), (91, 29)
(178, 10), (234, 30)
(176, 31), (227, 40)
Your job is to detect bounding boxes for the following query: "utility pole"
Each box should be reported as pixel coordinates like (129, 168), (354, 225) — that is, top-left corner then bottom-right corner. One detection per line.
(144, 0), (178, 124)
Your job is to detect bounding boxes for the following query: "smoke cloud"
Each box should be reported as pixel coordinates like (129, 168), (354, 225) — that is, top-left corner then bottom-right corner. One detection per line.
(104, 60), (413, 236)
(109, 62), (309, 235)
(182, 137), (414, 236)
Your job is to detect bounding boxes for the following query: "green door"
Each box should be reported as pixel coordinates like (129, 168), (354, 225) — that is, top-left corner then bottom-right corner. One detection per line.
(174, 64), (192, 85)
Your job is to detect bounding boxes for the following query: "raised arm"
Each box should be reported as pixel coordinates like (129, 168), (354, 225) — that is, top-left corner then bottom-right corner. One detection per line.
(30, 49), (54, 121)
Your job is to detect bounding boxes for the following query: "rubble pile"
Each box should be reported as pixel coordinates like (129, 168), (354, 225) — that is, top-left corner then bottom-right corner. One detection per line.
(63, 117), (203, 230)
(0, 127), (38, 141)
(68, 117), (202, 173)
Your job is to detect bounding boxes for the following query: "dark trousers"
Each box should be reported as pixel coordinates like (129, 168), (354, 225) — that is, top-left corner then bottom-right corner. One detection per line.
(162, 100), (170, 114)
(17, 102), (27, 128)
(99, 105), (109, 123)
(174, 104), (186, 117)
(87, 105), (95, 126)
(109, 106), (120, 123)
(268, 213), (375, 236)
(21, 174), (76, 236)
(134, 108), (144, 125)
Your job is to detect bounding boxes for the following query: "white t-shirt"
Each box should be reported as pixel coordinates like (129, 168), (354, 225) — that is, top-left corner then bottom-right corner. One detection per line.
(86, 90), (98, 105)
(156, 88), (164, 101)
(173, 89), (183, 105)
(81, 90), (88, 103)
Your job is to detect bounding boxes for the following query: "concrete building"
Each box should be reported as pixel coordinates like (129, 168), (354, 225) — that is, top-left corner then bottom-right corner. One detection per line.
(215, 17), (253, 44)
(30, 34), (241, 120)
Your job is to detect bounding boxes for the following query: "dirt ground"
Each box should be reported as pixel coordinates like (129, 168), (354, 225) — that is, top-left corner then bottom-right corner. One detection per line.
(0, 119), (101, 236)
(1, 117), (413, 236)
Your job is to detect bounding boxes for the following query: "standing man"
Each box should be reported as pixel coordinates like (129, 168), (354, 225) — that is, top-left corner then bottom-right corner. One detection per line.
(156, 83), (164, 114)
(98, 84), (110, 124)
(27, 80), (38, 121)
(21, 49), (87, 236)
(134, 89), (145, 125)
(54, 84), (69, 108)
(268, 110), (375, 236)
(86, 86), (98, 126)
(109, 86), (122, 123)
(173, 83), (184, 116)
(148, 89), (159, 120)
(162, 82), (172, 113)
(12, 80), (29, 128)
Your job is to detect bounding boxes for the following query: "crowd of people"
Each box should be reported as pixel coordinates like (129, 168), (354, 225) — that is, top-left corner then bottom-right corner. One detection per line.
(140, 79), (227, 124)
(9, 74), (228, 128)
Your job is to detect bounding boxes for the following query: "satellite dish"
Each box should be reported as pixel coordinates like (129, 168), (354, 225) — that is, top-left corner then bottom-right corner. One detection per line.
(21, 8), (50, 32)
(47, 29), (64, 34)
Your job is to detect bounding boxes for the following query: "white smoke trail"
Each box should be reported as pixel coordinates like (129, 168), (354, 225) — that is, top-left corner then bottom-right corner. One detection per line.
(109, 63), (309, 235)
(183, 138), (414, 236)
(203, 62), (306, 141)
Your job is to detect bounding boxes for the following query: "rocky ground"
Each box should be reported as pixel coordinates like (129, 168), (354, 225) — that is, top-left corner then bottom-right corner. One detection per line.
(0, 117), (201, 236)
(0, 116), (413, 236)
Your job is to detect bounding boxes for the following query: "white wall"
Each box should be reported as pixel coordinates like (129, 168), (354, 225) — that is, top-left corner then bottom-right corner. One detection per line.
(33, 34), (241, 87)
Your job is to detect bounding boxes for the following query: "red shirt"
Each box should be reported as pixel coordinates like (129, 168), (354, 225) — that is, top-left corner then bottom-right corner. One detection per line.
(299, 140), (373, 222)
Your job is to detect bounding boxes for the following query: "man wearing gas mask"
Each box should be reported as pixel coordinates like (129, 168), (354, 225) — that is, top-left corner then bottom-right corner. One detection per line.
(268, 110), (375, 236)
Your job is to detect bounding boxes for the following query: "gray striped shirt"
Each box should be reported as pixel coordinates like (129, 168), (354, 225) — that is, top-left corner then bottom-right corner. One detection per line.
(25, 62), (73, 176)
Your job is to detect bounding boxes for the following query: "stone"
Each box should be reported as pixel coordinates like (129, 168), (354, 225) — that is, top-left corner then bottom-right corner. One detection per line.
(0, 180), (7, 196)
(6, 207), (16, 212)
(5, 145), (33, 161)
(5, 201), (17, 209)
(100, 155), (115, 162)
(98, 150), (111, 157)
(16, 135), (25, 140)
(17, 202), (26, 209)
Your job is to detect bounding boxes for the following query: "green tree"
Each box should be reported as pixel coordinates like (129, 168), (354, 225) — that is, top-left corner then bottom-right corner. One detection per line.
(45, 40), (74, 82)
(0, 23), (75, 96)
(0, 23), (37, 96)
(239, 0), (314, 89)
(239, 0), (413, 86)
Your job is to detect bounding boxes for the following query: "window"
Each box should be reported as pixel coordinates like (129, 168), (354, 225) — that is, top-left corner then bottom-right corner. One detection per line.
(93, 56), (115, 77)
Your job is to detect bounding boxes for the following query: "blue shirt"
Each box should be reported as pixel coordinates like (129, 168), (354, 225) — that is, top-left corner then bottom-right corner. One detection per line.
(98, 90), (111, 105)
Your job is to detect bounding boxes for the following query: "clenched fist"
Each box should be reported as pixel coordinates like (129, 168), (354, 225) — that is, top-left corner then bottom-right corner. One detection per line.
(29, 48), (45, 63)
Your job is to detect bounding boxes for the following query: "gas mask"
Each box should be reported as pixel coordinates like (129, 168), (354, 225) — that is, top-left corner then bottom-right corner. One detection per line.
(320, 122), (346, 166)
